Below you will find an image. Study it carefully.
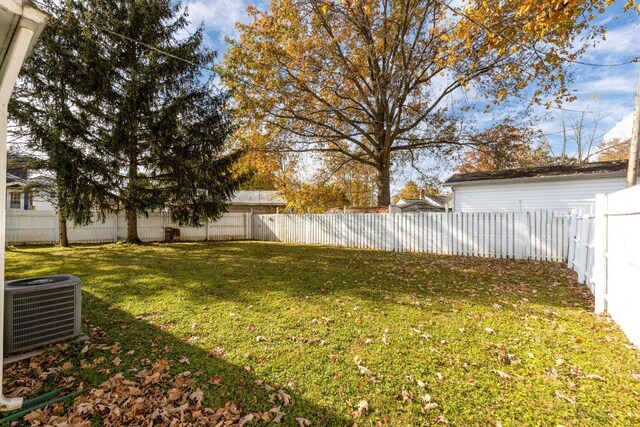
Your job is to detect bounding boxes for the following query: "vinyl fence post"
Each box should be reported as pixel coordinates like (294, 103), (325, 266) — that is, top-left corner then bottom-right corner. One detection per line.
(593, 194), (608, 313)
(567, 210), (578, 268)
(577, 214), (591, 284)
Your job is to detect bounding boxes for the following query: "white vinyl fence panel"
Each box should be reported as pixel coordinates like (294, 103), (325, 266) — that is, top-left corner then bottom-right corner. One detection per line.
(597, 186), (640, 347)
(5, 211), (251, 245)
(6, 211), (58, 244)
(566, 186), (640, 347)
(252, 211), (570, 261)
(208, 213), (251, 240)
(67, 215), (118, 244)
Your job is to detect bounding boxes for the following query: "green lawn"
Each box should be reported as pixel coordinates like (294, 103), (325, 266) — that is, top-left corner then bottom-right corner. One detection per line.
(5, 242), (640, 426)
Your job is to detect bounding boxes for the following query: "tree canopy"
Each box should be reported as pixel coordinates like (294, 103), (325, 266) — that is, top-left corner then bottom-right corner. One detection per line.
(454, 123), (551, 173)
(222, 0), (627, 205)
(13, 0), (248, 244)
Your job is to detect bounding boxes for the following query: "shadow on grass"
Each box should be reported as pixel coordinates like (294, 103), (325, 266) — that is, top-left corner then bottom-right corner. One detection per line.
(6, 241), (592, 314)
(70, 293), (351, 426)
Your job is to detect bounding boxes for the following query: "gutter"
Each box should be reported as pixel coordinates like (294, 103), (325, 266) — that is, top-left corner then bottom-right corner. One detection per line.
(0, 0), (47, 412)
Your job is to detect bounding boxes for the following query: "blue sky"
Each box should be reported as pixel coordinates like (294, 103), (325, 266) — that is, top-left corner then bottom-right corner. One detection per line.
(181, 0), (639, 178)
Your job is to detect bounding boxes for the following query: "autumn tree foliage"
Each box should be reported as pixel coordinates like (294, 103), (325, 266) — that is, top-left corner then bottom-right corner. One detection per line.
(281, 182), (350, 213)
(393, 181), (421, 203)
(454, 124), (551, 173)
(316, 155), (379, 207)
(393, 180), (443, 203)
(222, 0), (624, 205)
(596, 138), (631, 162)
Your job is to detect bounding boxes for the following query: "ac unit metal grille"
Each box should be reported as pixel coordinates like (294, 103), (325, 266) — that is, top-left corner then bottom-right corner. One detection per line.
(12, 285), (77, 350)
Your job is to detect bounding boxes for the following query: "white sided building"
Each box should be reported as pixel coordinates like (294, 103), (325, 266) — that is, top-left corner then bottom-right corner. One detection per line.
(444, 160), (630, 213)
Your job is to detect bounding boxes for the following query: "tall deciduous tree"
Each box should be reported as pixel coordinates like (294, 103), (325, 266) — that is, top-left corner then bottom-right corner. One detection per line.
(222, 0), (621, 205)
(76, 0), (247, 243)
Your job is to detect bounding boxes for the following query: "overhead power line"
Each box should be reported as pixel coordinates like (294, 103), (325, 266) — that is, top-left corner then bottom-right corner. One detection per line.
(93, 25), (217, 74)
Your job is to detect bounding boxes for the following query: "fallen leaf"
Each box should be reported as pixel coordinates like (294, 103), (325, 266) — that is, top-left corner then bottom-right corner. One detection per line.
(583, 373), (605, 381)
(296, 417), (311, 426)
(208, 375), (223, 386)
(494, 370), (510, 379)
(167, 388), (181, 402)
(555, 390), (576, 404)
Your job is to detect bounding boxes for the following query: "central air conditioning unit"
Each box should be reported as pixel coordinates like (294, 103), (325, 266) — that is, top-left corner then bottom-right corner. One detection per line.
(4, 275), (82, 354)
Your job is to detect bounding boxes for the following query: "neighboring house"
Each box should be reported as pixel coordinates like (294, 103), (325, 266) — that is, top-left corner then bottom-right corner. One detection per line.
(325, 206), (400, 213)
(5, 158), (54, 211)
(228, 190), (286, 214)
(6, 172), (30, 210)
(443, 160), (630, 213)
(395, 195), (451, 212)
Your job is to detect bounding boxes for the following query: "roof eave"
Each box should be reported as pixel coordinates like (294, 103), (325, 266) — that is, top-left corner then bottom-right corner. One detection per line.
(444, 171), (627, 187)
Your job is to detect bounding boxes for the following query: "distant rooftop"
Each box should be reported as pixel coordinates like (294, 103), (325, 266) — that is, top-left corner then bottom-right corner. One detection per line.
(396, 195), (450, 208)
(326, 206), (390, 213)
(230, 190), (286, 206)
(444, 160), (629, 185)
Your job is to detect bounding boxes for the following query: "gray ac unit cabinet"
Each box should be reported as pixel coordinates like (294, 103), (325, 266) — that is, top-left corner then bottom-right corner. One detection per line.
(4, 275), (82, 354)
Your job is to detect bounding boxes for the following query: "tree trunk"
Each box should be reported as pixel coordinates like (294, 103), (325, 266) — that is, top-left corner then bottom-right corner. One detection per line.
(126, 205), (141, 244)
(59, 215), (69, 247)
(376, 164), (391, 206)
(125, 152), (142, 244)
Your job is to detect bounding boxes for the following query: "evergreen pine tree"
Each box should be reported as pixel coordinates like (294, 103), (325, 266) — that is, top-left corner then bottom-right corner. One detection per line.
(10, 1), (116, 246)
(79, 0), (246, 243)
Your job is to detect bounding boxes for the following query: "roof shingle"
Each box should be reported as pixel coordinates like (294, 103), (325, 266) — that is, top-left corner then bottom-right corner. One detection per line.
(444, 160), (629, 185)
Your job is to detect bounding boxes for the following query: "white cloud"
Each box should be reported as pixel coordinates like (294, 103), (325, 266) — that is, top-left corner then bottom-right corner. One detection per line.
(181, 0), (265, 43)
(603, 111), (634, 141)
(574, 75), (637, 95)
(583, 22), (640, 59)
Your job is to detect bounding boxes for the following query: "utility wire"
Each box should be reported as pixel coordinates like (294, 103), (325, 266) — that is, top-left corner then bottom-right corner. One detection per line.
(94, 25), (217, 74)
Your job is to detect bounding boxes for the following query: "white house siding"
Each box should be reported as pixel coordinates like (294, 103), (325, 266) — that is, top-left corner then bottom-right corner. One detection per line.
(452, 176), (627, 213)
(31, 197), (54, 211)
(5, 189), (54, 211)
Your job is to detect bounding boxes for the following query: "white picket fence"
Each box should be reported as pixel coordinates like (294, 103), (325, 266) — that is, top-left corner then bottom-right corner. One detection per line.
(252, 211), (570, 261)
(6, 211), (251, 244)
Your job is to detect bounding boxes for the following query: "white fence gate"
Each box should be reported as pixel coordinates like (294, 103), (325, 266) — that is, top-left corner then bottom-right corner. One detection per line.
(5, 211), (251, 245)
(567, 212), (596, 290)
(252, 211), (570, 261)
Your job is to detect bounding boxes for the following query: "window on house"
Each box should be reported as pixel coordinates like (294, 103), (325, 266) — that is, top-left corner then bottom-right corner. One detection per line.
(9, 192), (21, 209)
